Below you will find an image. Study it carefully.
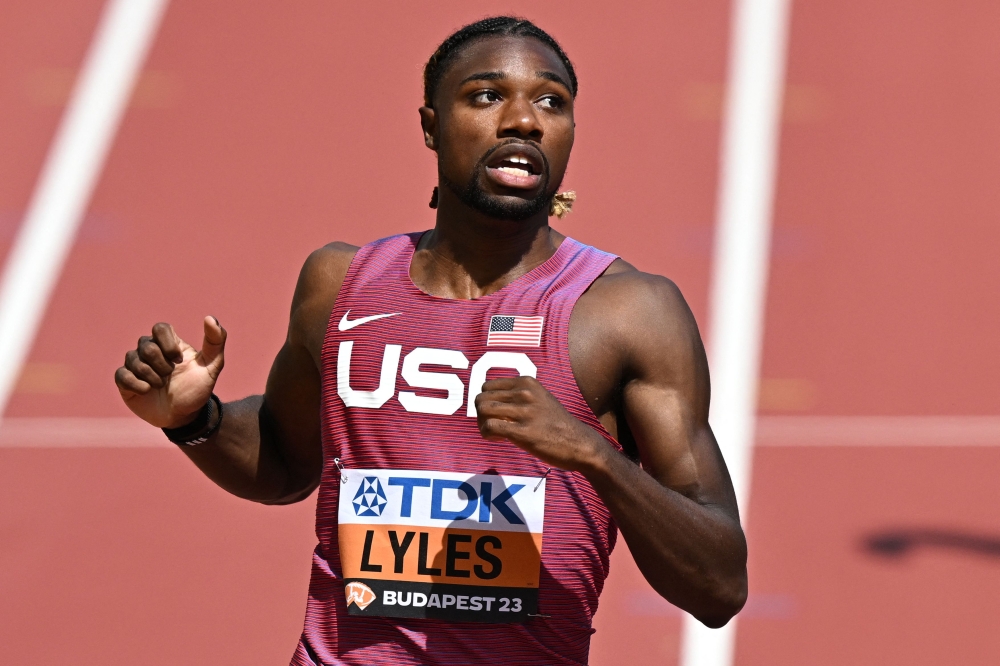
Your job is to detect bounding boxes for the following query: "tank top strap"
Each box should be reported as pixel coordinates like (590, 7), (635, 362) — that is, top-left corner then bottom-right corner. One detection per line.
(337, 233), (419, 296)
(533, 237), (618, 311)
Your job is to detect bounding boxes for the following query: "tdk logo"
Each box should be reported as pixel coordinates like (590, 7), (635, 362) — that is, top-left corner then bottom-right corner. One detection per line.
(350, 475), (525, 525)
(337, 343), (536, 417)
(352, 477), (388, 517)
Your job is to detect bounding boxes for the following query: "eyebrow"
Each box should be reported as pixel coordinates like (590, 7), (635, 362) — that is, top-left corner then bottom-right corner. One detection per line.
(460, 71), (506, 86)
(537, 71), (572, 92)
(458, 70), (572, 93)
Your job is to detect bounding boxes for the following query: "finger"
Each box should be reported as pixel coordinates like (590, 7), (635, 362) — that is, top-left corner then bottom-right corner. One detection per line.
(151, 322), (183, 364)
(478, 417), (521, 442)
(474, 396), (526, 421)
(476, 387), (535, 407)
(137, 335), (175, 377)
(115, 365), (151, 395)
(481, 377), (530, 392)
(125, 349), (165, 388)
(200, 316), (227, 376)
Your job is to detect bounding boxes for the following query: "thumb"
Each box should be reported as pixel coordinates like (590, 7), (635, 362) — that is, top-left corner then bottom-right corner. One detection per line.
(200, 315), (227, 376)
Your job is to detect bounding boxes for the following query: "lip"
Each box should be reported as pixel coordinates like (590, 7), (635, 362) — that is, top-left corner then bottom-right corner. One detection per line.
(484, 143), (545, 191)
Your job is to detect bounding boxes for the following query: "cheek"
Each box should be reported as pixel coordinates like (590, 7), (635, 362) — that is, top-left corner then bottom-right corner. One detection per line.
(437, 115), (493, 176)
(547, 144), (573, 181)
(437, 146), (477, 187)
(545, 122), (574, 171)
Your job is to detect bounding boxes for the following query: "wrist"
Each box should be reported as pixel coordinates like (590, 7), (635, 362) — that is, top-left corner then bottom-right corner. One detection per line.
(166, 408), (203, 429)
(575, 429), (617, 481)
(162, 394), (223, 446)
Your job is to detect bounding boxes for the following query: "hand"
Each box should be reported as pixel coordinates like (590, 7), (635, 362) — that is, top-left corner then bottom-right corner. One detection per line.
(474, 376), (609, 473)
(114, 317), (227, 428)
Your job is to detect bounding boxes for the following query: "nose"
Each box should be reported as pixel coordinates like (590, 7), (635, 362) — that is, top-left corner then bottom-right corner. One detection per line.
(498, 94), (543, 141)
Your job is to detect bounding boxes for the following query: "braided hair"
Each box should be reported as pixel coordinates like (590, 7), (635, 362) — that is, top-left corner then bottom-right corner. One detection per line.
(423, 16), (578, 108)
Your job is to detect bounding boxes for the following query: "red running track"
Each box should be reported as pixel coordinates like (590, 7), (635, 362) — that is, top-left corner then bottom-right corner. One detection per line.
(2, 1), (999, 664)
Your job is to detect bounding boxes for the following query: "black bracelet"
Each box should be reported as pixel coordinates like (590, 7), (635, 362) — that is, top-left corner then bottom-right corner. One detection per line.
(162, 394), (224, 446)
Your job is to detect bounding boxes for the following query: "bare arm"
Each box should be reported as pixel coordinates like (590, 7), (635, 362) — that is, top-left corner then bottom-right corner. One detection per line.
(113, 242), (357, 504)
(475, 272), (747, 627)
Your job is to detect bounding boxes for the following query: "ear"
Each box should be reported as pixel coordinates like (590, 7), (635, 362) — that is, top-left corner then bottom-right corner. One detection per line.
(419, 106), (438, 150)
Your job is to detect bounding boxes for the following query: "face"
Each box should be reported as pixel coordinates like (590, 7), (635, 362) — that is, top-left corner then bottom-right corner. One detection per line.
(421, 36), (576, 221)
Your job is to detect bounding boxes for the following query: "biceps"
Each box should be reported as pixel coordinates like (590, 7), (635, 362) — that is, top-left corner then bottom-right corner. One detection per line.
(263, 342), (323, 472)
(622, 380), (731, 506)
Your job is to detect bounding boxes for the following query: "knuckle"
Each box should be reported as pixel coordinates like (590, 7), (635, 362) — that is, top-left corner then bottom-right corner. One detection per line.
(137, 340), (162, 359)
(140, 366), (163, 386)
(478, 400), (500, 415)
(486, 418), (509, 432)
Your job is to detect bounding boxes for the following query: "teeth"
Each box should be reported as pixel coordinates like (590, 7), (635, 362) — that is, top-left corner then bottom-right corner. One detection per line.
(499, 166), (530, 177)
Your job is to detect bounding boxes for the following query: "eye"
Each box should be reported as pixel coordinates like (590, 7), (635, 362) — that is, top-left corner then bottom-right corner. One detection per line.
(537, 95), (565, 110)
(472, 90), (501, 104)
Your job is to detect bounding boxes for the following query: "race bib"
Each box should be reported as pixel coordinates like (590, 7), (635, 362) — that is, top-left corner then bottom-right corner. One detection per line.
(338, 468), (546, 623)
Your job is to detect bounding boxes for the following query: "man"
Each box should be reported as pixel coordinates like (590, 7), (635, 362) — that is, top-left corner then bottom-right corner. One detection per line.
(114, 16), (747, 665)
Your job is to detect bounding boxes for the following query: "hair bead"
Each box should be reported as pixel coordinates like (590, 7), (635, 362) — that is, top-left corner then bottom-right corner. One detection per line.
(549, 191), (576, 218)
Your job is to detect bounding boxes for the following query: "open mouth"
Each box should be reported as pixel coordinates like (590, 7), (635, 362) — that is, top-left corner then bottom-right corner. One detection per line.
(493, 156), (537, 178)
(484, 145), (545, 190)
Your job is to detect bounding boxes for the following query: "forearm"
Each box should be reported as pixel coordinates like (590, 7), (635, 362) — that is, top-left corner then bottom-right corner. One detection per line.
(473, 371), (746, 624)
(582, 438), (747, 626)
(178, 395), (303, 503)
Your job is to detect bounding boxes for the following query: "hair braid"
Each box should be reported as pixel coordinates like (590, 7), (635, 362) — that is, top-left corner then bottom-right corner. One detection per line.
(423, 16), (578, 107)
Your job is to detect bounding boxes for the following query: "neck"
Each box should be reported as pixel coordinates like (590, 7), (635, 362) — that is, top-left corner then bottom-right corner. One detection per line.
(411, 188), (562, 300)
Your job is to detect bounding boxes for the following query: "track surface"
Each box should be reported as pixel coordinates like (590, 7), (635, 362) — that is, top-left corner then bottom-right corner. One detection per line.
(2, 1), (998, 664)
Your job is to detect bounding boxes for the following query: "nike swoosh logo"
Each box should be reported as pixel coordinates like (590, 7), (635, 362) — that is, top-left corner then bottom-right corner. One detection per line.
(338, 310), (402, 331)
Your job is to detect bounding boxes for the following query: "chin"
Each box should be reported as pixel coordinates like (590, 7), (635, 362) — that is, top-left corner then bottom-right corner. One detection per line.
(474, 195), (552, 221)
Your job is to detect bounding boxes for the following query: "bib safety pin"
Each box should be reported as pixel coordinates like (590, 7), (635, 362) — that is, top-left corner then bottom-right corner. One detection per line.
(334, 458), (348, 483)
(533, 468), (551, 492)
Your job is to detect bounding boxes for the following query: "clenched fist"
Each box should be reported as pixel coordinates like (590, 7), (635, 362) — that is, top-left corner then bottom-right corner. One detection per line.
(114, 317), (226, 428)
(474, 376), (609, 474)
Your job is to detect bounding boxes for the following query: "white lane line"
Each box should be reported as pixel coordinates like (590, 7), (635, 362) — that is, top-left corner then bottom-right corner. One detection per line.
(681, 0), (793, 665)
(0, 0), (169, 425)
(757, 416), (1000, 447)
(2, 416), (996, 450)
(0, 418), (169, 448)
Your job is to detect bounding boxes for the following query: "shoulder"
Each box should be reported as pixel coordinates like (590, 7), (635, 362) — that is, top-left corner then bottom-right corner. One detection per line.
(296, 241), (360, 295)
(580, 258), (696, 330)
(574, 257), (703, 370)
(288, 241), (360, 358)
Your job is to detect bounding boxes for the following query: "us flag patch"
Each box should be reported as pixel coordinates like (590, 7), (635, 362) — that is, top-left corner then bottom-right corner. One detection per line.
(487, 315), (544, 347)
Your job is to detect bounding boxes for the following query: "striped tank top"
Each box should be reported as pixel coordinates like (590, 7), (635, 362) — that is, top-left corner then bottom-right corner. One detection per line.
(292, 232), (620, 665)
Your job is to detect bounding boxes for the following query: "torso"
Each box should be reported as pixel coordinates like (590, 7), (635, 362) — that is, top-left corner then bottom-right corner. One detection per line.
(296, 229), (637, 446)
(293, 232), (624, 665)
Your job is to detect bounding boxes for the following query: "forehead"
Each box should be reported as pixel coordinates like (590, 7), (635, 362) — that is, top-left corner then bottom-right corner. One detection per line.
(440, 35), (571, 89)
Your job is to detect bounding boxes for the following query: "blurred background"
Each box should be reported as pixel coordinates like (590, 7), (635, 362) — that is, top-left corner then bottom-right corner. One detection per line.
(1, 1), (998, 664)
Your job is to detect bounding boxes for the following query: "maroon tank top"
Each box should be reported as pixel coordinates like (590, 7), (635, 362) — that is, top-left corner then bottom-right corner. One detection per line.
(292, 233), (620, 666)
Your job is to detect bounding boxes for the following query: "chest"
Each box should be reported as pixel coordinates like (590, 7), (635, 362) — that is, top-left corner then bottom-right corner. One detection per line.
(317, 233), (622, 438)
(327, 302), (563, 419)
